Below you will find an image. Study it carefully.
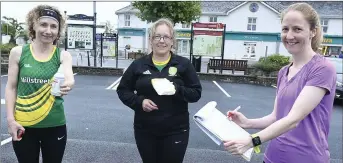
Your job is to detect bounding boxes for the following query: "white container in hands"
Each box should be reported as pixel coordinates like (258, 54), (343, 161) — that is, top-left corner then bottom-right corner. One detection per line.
(51, 65), (65, 96)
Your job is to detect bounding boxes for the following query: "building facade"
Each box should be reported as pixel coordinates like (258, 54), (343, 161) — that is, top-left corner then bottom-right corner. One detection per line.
(115, 1), (343, 60)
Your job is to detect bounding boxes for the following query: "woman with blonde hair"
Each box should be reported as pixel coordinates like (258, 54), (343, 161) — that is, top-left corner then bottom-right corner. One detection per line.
(5, 5), (74, 163)
(224, 3), (336, 163)
(117, 18), (202, 163)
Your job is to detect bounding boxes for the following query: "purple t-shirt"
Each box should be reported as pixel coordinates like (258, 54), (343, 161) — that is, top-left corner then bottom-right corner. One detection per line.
(264, 54), (337, 163)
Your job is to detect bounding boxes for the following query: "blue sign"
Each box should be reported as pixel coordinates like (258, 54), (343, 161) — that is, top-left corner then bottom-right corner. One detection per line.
(118, 28), (145, 36)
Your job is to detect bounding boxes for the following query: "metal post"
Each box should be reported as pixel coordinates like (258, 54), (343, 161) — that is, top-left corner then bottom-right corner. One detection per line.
(0, 1), (2, 132)
(190, 23), (194, 63)
(100, 33), (103, 67)
(0, 1), (2, 77)
(93, 1), (97, 67)
(220, 24), (226, 74)
(64, 11), (68, 51)
(116, 33), (118, 68)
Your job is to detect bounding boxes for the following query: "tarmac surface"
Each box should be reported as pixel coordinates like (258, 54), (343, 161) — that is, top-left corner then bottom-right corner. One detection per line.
(1, 74), (342, 163)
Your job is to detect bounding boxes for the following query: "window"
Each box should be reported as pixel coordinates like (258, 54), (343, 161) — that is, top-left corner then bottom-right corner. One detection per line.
(209, 16), (217, 22)
(322, 46), (341, 56)
(182, 23), (190, 28)
(247, 17), (257, 31)
(177, 40), (190, 54)
(124, 15), (130, 26)
(321, 19), (328, 33)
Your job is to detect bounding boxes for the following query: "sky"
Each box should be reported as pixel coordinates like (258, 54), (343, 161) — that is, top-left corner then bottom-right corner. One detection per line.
(1, 2), (131, 27)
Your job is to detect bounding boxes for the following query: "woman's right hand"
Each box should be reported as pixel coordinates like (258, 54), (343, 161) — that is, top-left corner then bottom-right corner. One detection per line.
(142, 99), (158, 112)
(227, 110), (251, 129)
(7, 120), (25, 141)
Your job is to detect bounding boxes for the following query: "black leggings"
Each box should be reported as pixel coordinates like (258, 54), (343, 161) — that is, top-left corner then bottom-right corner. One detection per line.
(12, 125), (67, 163)
(134, 129), (189, 163)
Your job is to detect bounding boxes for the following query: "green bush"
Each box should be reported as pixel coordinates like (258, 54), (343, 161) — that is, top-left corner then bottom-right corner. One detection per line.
(0, 43), (16, 54)
(253, 54), (290, 76)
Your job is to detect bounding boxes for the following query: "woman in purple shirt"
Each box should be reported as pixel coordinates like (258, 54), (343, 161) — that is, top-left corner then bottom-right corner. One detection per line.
(223, 3), (337, 163)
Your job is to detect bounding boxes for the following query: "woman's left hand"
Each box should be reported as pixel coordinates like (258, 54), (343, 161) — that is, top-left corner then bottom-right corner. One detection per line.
(60, 82), (73, 96)
(223, 136), (253, 155)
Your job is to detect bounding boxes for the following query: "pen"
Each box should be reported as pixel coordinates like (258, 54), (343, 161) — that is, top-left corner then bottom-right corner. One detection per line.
(228, 106), (241, 118)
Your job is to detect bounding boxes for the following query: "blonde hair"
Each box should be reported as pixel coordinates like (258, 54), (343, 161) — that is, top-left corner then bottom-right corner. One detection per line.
(149, 18), (177, 46)
(26, 5), (66, 44)
(280, 2), (323, 52)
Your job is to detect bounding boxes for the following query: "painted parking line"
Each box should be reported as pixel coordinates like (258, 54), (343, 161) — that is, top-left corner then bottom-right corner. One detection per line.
(1, 137), (12, 146)
(112, 82), (119, 90)
(106, 76), (122, 90)
(212, 81), (231, 97)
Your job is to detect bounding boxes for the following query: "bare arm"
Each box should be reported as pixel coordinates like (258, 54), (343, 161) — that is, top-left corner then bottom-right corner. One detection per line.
(61, 51), (75, 87)
(246, 97), (277, 129)
(5, 46), (22, 122)
(253, 61), (336, 144)
(256, 86), (327, 144)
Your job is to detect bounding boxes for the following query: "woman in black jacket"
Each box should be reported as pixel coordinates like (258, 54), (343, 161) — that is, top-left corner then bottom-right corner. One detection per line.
(116, 18), (202, 163)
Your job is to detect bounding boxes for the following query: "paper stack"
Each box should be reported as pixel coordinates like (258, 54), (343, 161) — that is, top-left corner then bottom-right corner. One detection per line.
(193, 101), (254, 162)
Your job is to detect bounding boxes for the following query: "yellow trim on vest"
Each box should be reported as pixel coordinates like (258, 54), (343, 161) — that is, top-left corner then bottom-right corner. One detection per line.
(251, 134), (261, 153)
(152, 54), (171, 66)
(30, 44), (56, 62)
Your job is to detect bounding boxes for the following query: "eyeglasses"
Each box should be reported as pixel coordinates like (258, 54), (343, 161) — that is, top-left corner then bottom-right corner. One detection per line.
(152, 35), (173, 42)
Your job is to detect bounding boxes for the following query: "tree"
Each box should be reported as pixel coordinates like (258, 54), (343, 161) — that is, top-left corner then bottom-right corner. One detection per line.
(132, 1), (201, 25)
(1, 16), (25, 44)
(104, 20), (114, 33)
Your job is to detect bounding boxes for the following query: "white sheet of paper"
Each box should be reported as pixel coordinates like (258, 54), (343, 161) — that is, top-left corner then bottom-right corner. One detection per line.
(193, 101), (254, 162)
(151, 78), (176, 95)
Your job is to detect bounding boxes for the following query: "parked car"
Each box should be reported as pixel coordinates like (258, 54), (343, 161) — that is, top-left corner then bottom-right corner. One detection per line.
(326, 57), (342, 101)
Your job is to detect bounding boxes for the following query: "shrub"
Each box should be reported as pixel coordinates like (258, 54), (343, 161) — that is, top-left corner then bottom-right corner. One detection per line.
(253, 54), (290, 76)
(0, 43), (16, 54)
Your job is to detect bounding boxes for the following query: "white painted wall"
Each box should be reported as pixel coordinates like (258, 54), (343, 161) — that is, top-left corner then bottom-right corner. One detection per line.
(117, 3), (342, 36)
(117, 14), (147, 28)
(116, 3), (342, 59)
(223, 40), (278, 60)
(224, 2), (280, 33)
(118, 35), (144, 52)
(326, 19), (343, 36)
(278, 43), (292, 57)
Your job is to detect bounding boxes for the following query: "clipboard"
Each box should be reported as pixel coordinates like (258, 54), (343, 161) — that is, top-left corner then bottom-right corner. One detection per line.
(193, 101), (254, 161)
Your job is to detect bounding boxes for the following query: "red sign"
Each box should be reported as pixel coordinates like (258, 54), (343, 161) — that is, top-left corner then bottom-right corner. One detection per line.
(193, 23), (224, 29)
(194, 30), (222, 36)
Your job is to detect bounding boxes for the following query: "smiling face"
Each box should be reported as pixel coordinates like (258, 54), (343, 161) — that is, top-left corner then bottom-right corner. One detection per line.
(150, 24), (174, 56)
(33, 17), (59, 44)
(281, 10), (316, 56)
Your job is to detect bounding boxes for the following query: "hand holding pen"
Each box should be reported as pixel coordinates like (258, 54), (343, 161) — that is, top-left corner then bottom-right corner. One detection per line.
(227, 106), (251, 129)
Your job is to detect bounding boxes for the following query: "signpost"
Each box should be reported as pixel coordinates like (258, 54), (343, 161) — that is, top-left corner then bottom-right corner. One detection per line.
(97, 33), (118, 68)
(64, 12), (97, 66)
(190, 22), (226, 73)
